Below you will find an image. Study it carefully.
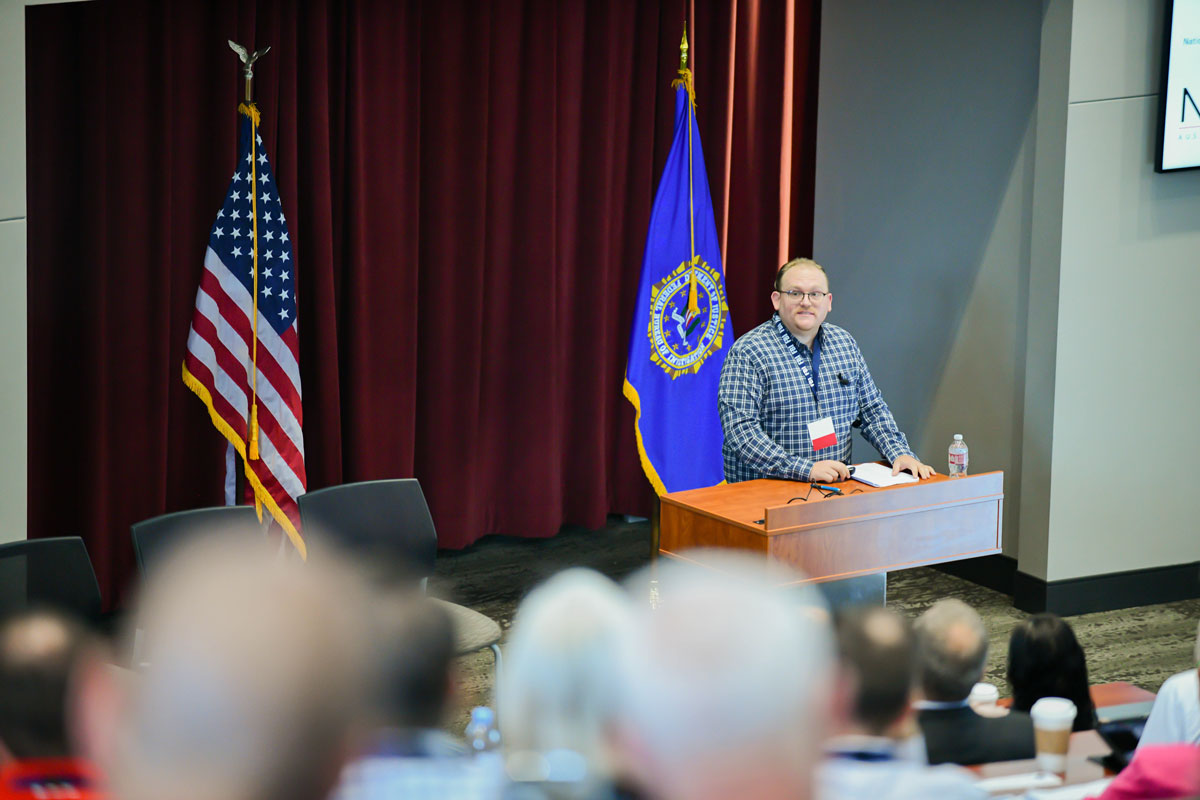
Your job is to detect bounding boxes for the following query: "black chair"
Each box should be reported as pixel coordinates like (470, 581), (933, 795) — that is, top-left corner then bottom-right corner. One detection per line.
(131, 505), (261, 578)
(298, 479), (503, 668)
(0, 537), (103, 626)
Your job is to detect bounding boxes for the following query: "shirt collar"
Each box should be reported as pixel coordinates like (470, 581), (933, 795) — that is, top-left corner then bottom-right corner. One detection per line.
(825, 735), (898, 761)
(912, 698), (971, 711)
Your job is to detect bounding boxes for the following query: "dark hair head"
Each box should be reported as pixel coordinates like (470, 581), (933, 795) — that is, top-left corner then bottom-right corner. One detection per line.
(372, 598), (456, 730)
(0, 608), (95, 758)
(1007, 613), (1094, 731)
(835, 606), (915, 734)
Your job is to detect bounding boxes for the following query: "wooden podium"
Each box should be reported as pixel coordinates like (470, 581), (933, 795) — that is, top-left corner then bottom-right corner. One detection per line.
(659, 471), (1003, 583)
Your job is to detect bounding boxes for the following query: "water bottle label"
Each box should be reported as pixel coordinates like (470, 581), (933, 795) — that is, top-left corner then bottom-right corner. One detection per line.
(950, 453), (967, 466)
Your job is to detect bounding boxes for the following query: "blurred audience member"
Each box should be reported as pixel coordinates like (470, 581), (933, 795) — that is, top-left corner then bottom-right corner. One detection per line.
(1007, 612), (1096, 731)
(336, 595), (502, 800)
(914, 599), (1035, 765)
(1137, 620), (1200, 748)
(613, 551), (833, 800)
(76, 533), (374, 800)
(1089, 744), (1200, 800)
(819, 606), (985, 800)
(0, 609), (105, 800)
(498, 568), (635, 799)
(368, 596), (463, 754)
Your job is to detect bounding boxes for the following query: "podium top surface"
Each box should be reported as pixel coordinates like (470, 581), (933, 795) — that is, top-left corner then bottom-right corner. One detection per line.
(661, 471), (1003, 535)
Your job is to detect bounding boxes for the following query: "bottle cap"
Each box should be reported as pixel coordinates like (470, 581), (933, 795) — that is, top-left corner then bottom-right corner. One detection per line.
(953, 434), (963, 440)
(470, 706), (494, 725)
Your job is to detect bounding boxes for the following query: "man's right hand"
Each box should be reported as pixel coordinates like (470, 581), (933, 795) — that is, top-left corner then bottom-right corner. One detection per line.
(809, 460), (851, 482)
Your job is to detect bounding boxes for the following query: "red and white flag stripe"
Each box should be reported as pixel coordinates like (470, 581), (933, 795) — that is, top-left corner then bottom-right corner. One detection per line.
(184, 246), (306, 554)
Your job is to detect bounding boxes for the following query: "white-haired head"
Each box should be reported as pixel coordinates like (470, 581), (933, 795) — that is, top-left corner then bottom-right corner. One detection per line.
(913, 597), (988, 702)
(498, 568), (634, 779)
(614, 551), (833, 800)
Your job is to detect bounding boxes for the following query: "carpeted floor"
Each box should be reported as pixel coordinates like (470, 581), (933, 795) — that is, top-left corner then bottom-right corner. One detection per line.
(431, 518), (1200, 730)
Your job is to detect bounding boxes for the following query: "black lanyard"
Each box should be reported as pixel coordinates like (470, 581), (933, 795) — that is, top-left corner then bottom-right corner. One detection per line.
(772, 314), (821, 399)
(828, 749), (896, 763)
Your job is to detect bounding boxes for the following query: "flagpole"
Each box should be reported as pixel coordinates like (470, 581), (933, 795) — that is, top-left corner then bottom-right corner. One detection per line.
(247, 95), (261, 463)
(187, 41), (305, 554)
(228, 41), (270, 465)
(682, 25), (694, 267)
(649, 25), (696, 558)
(669, 27), (703, 324)
(680, 28), (701, 322)
(229, 40), (272, 524)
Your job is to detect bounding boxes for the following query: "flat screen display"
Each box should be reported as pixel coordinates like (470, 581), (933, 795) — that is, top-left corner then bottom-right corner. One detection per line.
(1158, 0), (1200, 171)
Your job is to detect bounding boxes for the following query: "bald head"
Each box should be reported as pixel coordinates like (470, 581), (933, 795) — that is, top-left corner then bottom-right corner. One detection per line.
(106, 533), (373, 800)
(913, 598), (988, 702)
(0, 609), (94, 759)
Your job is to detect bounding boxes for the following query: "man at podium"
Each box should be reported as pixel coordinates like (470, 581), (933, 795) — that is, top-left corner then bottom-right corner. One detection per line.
(718, 258), (934, 484)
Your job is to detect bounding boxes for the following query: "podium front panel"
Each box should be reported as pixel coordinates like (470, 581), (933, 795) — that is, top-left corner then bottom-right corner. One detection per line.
(659, 471), (1003, 582)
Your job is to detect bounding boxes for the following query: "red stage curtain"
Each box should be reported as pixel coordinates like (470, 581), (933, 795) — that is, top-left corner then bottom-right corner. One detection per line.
(26, 0), (819, 607)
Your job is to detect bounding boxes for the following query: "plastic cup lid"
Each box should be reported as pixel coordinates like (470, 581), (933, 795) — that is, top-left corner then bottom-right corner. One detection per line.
(970, 682), (999, 702)
(1030, 696), (1076, 720)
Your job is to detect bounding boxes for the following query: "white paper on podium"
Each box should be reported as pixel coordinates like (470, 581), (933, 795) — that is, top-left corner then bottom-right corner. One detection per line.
(850, 462), (918, 488)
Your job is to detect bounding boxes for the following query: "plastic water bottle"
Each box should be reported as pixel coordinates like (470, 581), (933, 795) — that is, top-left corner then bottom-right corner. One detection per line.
(948, 434), (968, 477)
(465, 705), (502, 753)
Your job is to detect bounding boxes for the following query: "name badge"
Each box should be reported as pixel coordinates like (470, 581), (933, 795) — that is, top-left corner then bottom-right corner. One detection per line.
(808, 417), (837, 450)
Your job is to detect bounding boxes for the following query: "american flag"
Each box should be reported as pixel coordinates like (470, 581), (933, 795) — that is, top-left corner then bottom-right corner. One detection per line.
(182, 103), (307, 557)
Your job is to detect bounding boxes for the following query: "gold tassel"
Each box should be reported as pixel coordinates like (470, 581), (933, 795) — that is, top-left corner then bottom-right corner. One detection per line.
(249, 404), (260, 460)
(670, 68), (698, 111)
(687, 255), (700, 316)
(237, 102), (261, 126)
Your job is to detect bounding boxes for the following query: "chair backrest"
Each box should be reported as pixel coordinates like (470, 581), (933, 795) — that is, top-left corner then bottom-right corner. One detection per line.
(130, 505), (261, 578)
(0, 537), (102, 624)
(297, 478), (438, 582)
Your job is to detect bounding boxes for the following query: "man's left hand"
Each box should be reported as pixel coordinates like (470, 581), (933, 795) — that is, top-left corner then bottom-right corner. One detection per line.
(892, 455), (935, 479)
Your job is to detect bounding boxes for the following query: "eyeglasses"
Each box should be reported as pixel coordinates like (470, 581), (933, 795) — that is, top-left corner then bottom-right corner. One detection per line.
(778, 289), (828, 303)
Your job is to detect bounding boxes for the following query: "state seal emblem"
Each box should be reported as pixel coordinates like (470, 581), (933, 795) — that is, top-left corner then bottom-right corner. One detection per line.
(647, 255), (728, 379)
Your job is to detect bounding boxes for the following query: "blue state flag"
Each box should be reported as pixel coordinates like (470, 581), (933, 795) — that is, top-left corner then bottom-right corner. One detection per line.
(623, 61), (731, 495)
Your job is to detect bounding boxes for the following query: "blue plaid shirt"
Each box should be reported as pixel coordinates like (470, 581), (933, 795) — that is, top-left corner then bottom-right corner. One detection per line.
(718, 315), (913, 482)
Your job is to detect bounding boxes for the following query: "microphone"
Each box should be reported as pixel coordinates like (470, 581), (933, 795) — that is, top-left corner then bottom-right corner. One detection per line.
(837, 372), (851, 386)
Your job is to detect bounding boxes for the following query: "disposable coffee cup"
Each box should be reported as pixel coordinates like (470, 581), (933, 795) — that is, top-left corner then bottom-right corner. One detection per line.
(969, 682), (999, 708)
(1030, 697), (1076, 773)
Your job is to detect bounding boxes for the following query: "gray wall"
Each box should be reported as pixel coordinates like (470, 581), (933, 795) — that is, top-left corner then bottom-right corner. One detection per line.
(813, 0), (1043, 558)
(1038, 0), (1200, 581)
(817, 0), (1200, 584)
